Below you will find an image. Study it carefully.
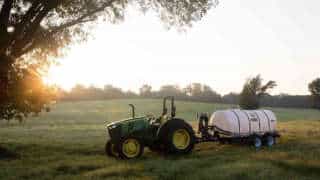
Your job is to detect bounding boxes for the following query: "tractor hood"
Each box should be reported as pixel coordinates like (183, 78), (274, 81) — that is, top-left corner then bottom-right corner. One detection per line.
(107, 116), (147, 128)
(106, 116), (150, 143)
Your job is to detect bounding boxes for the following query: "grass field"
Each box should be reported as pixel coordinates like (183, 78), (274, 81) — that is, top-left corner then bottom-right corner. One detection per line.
(1, 99), (320, 180)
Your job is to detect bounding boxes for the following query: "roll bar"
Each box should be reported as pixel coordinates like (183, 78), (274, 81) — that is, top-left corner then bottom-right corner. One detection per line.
(162, 96), (176, 118)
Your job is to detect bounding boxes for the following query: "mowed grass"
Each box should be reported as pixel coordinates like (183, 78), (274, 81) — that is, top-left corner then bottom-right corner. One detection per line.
(0, 99), (320, 180)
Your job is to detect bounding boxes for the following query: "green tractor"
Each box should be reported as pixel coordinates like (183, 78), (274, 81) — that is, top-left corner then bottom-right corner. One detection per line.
(105, 96), (195, 159)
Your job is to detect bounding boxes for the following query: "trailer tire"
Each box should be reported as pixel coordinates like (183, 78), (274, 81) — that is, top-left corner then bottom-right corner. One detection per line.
(265, 135), (275, 147)
(159, 119), (195, 154)
(252, 136), (262, 148)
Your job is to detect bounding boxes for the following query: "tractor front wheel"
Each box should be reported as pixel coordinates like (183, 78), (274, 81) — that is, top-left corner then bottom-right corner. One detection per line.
(118, 137), (144, 159)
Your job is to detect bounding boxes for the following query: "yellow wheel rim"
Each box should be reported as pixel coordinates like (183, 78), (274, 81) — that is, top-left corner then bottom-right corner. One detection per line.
(122, 138), (140, 158)
(173, 129), (190, 150)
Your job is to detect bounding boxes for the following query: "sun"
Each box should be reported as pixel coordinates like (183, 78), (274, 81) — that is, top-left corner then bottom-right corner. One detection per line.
(44, 46), (92, 90)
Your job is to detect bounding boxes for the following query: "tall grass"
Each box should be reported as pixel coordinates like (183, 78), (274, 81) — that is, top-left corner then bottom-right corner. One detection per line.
(0, 99), (319, 179)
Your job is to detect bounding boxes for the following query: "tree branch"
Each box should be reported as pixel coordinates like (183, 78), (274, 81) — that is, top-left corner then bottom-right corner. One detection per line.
(0, 0), (13, 51)
(12, 1), (61, 57)
(13, 0), (43, 38)
(15, 0), (117, 57)
(50, 0), (116, 33)
(0, 0), (13, 28)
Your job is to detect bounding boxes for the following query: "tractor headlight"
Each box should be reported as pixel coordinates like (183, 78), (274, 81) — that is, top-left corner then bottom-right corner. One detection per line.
(107, 123), (118, 130)
(110, 124), (117, 129)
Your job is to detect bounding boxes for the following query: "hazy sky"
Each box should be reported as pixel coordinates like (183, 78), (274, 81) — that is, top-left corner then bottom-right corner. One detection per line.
(48, 0), (320, 95)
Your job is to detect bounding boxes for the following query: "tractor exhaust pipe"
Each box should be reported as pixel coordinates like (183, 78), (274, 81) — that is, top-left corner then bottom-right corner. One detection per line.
(129, 104), (135, 118)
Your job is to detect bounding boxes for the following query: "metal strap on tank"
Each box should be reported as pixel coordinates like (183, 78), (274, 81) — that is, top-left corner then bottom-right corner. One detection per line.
(242, 110), (251, 134)
(262, 110), (271, 131)
(253, 111), (261, 132)
(231, 110), (241, 135)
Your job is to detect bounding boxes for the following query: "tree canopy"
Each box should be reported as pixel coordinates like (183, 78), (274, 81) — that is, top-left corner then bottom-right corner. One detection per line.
(0, 0), (219, 121)
(139, 84), (152, 97)
(309, 78), (320, 109)
(239, 75), (277, 110)
(56, 83), (316, 109)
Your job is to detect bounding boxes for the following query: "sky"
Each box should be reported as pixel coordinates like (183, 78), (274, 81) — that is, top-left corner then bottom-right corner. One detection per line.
(47, 0), (320, 95)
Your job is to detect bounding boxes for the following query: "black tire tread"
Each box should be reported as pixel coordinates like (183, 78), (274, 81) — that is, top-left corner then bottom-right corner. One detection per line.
(117, 136), (144, 159)
(105, 141), (117, 157)
(159, 119), (195, 154)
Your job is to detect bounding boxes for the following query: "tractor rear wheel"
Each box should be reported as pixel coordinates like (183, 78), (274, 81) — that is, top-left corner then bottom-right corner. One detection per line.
(105, 141), (118, 157)
(160, 119), (195, 154)
(118, 137), (144, 159)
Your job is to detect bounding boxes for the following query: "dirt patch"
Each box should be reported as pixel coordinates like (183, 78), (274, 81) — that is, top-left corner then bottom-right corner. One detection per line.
(0, 146), (20, 160)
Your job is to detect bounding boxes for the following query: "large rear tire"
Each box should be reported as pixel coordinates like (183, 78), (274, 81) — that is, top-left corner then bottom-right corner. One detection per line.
(159, 119), (195, 154)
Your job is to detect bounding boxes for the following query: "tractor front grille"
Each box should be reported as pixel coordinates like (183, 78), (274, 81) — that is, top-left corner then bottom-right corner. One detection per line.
(108, 125), (121, 142)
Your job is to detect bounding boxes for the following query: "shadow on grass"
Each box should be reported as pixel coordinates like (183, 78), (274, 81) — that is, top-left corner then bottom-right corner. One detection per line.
(95, 168), (143, 179)
(55, 164), (102, 174)
(67, 148), (105, 156)
(270, 160), (320, 177)
(0, 146), (20, 160)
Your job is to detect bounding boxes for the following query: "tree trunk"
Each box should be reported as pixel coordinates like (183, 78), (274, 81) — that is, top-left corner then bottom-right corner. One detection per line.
(0, 53), (11, 104)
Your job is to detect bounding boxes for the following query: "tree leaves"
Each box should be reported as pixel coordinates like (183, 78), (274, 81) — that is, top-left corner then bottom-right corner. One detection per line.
(0, 0), (218, 121)
(308, 78), (320, 109)
(239, 75), (277, 110)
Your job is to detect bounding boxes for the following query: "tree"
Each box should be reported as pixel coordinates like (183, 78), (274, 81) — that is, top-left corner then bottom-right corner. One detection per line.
(103, 84), (124, 99)
(200, 84), (221, 102)
(222, 92), (239, 104)
(158, 84), (183, 97)
(184, 83), (202, 97)
(239, 75), (277, 110)
(190, 83), (202, 97)
(124, 90), (138, 98)
(182, 83), (221, 102)
(139, 84), (152, 97)
(309, 78), (320, 109)
(0, 0), (218, 121)
(0, 65), (56, 121)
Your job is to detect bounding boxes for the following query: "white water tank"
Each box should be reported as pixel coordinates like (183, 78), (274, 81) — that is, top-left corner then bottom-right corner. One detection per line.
(209, 109), (277, 137)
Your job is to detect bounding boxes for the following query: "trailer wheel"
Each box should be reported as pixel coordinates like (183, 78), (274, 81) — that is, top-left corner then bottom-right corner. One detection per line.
(105, 141), (118, 157)
(252, 136), (262, 148)
(265, 135), (275, 147)
(159, 119), (195, 154)
(117, 137), (144, 159)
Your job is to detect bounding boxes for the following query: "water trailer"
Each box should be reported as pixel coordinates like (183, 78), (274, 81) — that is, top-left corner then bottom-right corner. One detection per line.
(197, 109), (279, 147)
(105, 97), (280, 159)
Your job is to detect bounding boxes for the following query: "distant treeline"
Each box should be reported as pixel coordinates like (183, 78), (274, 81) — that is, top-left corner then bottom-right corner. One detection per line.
(57, 83), (313, 109)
